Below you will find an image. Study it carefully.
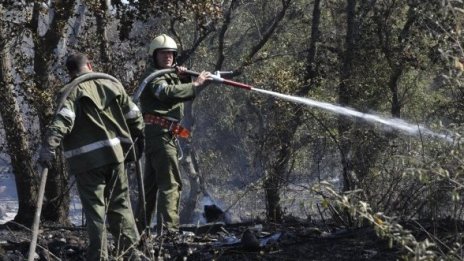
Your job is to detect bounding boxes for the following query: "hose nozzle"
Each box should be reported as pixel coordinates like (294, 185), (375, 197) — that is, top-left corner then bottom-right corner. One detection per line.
(214, 71), (234, 77)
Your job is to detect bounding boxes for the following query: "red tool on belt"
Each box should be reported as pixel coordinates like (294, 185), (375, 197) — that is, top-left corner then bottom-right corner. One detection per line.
(144, 114), (190, 138)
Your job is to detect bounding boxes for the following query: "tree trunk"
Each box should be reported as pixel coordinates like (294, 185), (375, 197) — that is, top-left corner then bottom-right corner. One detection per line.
(96, 0), (111, 71)
(179, 101), (205, 223)
(30, 0), (76, 225)
(42, 150), (71, 225)
(377, 5), (418, 118)
(214, 0), (240, 70)
(179, 138), (204, 224)
(262, 0), (322, 222)
(338, 0), (357, 192)
(388, 7), (417, 118)
(263, 175), (283, 222)
(303, 0), (322, 90)
(0, 43), (37, 227)
(177, 0), (291, 223)
(389, 68), (402, 118)
(263, 142), (292, 223)
(176, 0), (242, 223)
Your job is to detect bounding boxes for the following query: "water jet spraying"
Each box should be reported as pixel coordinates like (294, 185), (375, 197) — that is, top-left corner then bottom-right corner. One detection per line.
(133, 68), (454, 143)
(251, 88), (453, 143)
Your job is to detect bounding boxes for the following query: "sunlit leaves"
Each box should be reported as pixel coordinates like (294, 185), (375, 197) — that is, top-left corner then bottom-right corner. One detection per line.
(453, 57), (464, 72)
(137, 0), (222, 28)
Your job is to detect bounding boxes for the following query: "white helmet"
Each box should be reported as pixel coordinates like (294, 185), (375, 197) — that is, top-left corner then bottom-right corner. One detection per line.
(148, 34), (178, 56)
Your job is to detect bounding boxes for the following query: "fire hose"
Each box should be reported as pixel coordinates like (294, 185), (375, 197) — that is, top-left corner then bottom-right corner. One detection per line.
(132, 68), (253, 103)
(28, 73), (147, 261)
(184, 69), (253, 90)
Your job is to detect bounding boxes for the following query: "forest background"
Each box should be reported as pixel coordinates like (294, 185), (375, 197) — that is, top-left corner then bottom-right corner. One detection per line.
(1, 0), (464, 259)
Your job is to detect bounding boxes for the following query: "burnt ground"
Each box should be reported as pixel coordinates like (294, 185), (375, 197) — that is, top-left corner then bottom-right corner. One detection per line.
(0, 218), (401, 260)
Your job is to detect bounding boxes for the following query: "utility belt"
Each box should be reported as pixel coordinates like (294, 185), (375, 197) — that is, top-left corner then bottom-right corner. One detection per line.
(143, 114), (190, 138)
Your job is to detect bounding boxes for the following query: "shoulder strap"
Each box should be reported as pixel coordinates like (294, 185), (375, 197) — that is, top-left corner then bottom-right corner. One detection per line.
(132, 68), (176, 103)
(54, 73), (120, 116)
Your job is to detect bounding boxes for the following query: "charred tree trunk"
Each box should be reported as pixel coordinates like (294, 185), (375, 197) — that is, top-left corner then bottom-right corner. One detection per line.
(178, 101), (206, 223)
(0, 42), (38, 227)
(29, 0), (76, 225)
(263, 142), (292, 223)
(338, 0), (357, 192)
(376, 5), (418, 118)
(179, 136), (206, 224)
(389, 68), (402, 118)
(95, 0), (112, 72)
(303, 0), (322, 89)
(177, 0), (291, 223)
(262, 0), (321, 223)
(214, 0), (239, 70)
(236, 0), (293, 223)
(176, 0), (239, 222)
(263, 176), (283, 222)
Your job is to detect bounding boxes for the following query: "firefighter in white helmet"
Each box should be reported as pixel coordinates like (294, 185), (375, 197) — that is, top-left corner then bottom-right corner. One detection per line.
(135, 34), (212, 235)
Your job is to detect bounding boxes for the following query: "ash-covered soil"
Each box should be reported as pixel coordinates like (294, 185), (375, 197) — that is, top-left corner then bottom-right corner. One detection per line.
(0, 218), (400, 260)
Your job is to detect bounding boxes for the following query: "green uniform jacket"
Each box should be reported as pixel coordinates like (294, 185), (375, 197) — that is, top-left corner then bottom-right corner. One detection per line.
(45, 73), (144, 174)
(140, 66), (196, 148)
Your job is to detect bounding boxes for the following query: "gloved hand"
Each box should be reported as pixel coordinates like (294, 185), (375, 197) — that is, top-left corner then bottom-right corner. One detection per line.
(192, 71), (213, 87)
(175, 66), (191, 82)
(38, 146), (55, 168)
(133, 134), (145, 158)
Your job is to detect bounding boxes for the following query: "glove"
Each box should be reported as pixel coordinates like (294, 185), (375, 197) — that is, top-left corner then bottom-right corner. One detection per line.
(38, 146), (55, 168)
(133, 134), (145, 158)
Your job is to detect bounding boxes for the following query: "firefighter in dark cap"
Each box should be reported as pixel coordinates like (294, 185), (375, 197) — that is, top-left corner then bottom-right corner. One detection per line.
(39, 53), (144, 260)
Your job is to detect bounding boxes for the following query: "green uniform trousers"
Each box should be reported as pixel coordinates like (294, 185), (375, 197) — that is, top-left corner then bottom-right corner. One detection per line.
(75, 163), (140, 261)
(137, 134), (182, 234)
